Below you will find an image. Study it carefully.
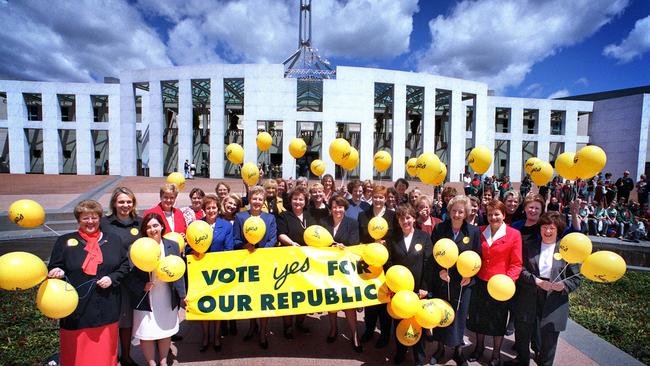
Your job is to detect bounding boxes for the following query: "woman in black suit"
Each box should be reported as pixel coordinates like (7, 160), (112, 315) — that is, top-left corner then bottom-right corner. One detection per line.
(389, 203), (434, 366)
(505, 212), (581, 366)
(320, 195), (362, 352)
(430, 195), (481, 366)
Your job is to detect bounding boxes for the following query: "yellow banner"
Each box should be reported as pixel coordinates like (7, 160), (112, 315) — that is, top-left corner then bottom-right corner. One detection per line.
(186, 245), (388, 320)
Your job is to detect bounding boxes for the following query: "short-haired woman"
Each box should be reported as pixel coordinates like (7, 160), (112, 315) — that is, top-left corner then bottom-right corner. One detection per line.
(143, 183), (187, 235)
(181, 188), (206, 226)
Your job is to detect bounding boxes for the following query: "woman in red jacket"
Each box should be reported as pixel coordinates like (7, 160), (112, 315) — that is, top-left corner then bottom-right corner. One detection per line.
(467, 199), (522, 366)
(143, 183), (187, 235)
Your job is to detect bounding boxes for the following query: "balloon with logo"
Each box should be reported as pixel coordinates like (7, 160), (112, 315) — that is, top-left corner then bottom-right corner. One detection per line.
(241, 162), (260, 186)
(559, 232), (592, 264)
(468, 146), (493, 174)
(329, 138), (351, 165)
(396, 317), (422, 346)
(416, 152), (441, 184)
(243, 216), (267, 245)
(36, 279), (79, 319)
(487, 274), (516, 301)
(363, 243), (389, 267)
(555, 152), (578, 181)
(433, 238), (459, 269)
(304, 225), (334, 247)
(310, 159), (326, 177)
(373, 150), (392, 173)
(387, 301), (403, 319)
(431, 162), (447, 186)
(524, 157), (542, 174)
(0, 252), (47, 290)
(163, 232), (185, 253)
(530, 161), (554, 186)
(155, 255), (186, 282)
(130, 237), (162, 272)
(385, 265), (415, 292)
(368, 216), (389, 240)
(256, 132), (273, 152)
(415, 299), (443, 329)
(225, 143), (244, 165)
(406, 158), (418, 176)
(456, 250), (482, 278)
(341, 146), (359, 171)
(8, 199), (46, 228)
(166, 172), (185, 190)
(391, 290), (420, 319)
(431, 298), (455, 327)
(580, 250), (626, 283)
(573, 145), (607, 179)
(289, 138), (307, 159)
(186, 220), (213, 254)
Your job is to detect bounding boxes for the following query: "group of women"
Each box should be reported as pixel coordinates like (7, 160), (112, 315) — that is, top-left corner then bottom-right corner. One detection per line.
(47, 174), (581, 366)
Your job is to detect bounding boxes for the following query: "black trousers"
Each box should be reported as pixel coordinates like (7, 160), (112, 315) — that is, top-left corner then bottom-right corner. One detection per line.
(513, 319), (537, 364)
(536, 291), (561, 366)
(364, 303), (392, 339)
(394, 319), (426, 365)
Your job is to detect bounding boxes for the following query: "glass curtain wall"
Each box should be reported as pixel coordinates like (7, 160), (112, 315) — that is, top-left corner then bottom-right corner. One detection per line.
(296, 121), (322, 179)
(58, 129), (76, 174)
(494, 140), (510, 178)
(192, 79), (210, 177)
(257, 121), (283, 178)
(224, 78), (244, 177)
(133, 83), (149, 176)
(435, 89), (451, 166)
(406, 86), (424, 180)
(374, 83), (394, 180)
(57, 95), (76, 122)
(335, 122), (361, 180)
(297, 79), (323, 112)
(162, 81), (179, 175)
(92, 130), (109, 175)
(24, 128), (43, 173)
(0, 128), (8, 173)
(522, 141), (537, 179)
(549, 142), (564, 166)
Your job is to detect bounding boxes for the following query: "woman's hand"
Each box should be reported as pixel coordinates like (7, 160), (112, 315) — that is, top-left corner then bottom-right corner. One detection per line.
(332, 242), (345, 249)
(96, 276), (112, 288)
(535, 278), (552, 291)
(291, 241), (301, 247)
(48, 267), (65, 279)
(439, 269), (450, 283)
(144, 281), (154, 292)
(550, 281), (565, 292)
(418, 289), (428, 299)
(460, 277), (471, 287)
(244, 243), (256, 253)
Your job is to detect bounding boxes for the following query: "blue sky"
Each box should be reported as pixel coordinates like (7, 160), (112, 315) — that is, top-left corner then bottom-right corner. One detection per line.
(0, 0), (648, 98)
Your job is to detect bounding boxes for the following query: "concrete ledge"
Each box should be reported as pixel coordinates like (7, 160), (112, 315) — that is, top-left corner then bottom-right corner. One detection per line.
(562, 319), (644, 366)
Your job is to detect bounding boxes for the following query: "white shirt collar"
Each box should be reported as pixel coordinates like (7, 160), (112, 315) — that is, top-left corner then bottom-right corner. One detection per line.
(483, 223), (507, 246)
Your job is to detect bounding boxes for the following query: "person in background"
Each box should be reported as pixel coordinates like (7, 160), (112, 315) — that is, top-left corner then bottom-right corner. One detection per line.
(463, 172), (472, 195)
(215, 182), (231, 203)
(308, 182), (330, 222)
(181, 188), (206, 226)
(503, 190), (524, 224)
(346, 179), (371, 220)
(636, 174), (647, 211)
(394, 178), (410, 204)
(261, 179), (285, 217)
(386, 187), (399, 211)
(144, 183), (187, 235)
(520, 176), (532, 198)
(438, 186), (458, 221)
(408, 188), (422, 208)
(415, 195), (442, 235)
(466, 196), (484, 226)
(321, 174), (336, 203)
(362, 179), (374, 205)
(615, 170), (634, 203)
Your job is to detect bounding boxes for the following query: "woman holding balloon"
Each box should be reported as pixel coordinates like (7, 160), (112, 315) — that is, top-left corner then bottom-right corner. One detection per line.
(430, 195), (481, 366)
(143, 183), (187, 235)
(48, 200), (130, 366)
(127, 212), (186, 366)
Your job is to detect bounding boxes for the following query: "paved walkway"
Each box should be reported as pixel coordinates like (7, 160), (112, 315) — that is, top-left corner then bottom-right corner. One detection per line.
(0, 174), (644, 365)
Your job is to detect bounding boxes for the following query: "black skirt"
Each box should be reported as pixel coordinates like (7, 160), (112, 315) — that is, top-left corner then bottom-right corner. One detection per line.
(467, 279), (508, 336)
(432, 283), (472, 347)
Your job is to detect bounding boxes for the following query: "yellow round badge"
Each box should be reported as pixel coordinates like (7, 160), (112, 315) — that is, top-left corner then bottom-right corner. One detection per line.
(414, 243), (423, 252)
(130, 228), (139, 236)
(553, 253), (563, 261)
(67, 238), (78, 247)
(463, 236), (470, 244)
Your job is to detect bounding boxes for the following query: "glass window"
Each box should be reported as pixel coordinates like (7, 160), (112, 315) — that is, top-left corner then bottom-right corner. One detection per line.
(551, 110), (565, 135)
(495, 108), (510, 133)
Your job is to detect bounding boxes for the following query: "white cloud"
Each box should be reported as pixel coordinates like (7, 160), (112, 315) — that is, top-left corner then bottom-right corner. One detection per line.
(0, 0), (171, 82)
(521, 83), (544, 98)
(548, 89), (570, 99)
(417, 0), (629, 92)
(603, 15), (650, 63)
(575, 77), (589, 87)
(167, 19), (224, 65)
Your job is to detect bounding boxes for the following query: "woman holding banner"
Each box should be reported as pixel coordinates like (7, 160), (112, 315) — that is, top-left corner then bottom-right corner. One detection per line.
(320, 195), (363, 352)
(429, 195), (481, 366)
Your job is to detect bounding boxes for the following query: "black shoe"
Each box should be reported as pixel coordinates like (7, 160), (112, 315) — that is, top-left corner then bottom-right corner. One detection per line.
(199, 343), (209, 353)
(488, 357), (502, 366)
(468, 346), (484, 362)
(353, 342), (363, 353)
(429, 346), (444, 365)
(326, 333), (337, 343)
(295, 322), (310, 333)
(260, 339), (269, 349)
(229, 321), (238, 336)
(171, 334), (183, 341)
(284, 326), (294, 339)
(213, 343), (222, 352)
(393, 352), (405, 365)
(243, 323), (259, 341)
(374, 336), (389, 349)
(453, 351), (468, 366)
(503, 359), (522, 366)
(360, 331), (374, 343)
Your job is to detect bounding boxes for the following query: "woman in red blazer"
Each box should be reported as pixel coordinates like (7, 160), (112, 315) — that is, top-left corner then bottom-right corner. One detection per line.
(467, 199), (522, 366)
(143, 183), (187, 235)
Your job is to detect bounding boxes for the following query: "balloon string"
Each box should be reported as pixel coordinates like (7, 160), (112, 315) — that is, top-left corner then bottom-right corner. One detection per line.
(551, 263), (569, 283)
(447, 281), (451, 303)
(43, 224), (61, 236)
(64, 275), (97, 300)
(557, 272), (582, 283)
(456, 282), (463, 312)
(135, 290), (150, 309)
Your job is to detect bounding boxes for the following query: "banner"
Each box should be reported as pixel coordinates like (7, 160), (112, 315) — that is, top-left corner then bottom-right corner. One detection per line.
(186, 245), (388, 320)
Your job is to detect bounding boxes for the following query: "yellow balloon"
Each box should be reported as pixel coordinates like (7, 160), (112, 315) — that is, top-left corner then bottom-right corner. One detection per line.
(166, 172), (186, 191)
(329, 138), (351, 165)
(416, 152), (441, 184)
(530, 161), (554, 186)
(431, 162), (447, 186)
(433, 238), (459, 269)
(303, 225), (334, 247)
(155, 255), (186, 282)
(559, 232), (593, 264)
(415, 299), (443, 329)
(396, 317), (422, 346)
(573, 145), (607, 179)
(0, 252), (47, 290)
(525, 157), (542, 174)
(225, 143), (244, 165)
(555, 152), (578, 180)
(289, 138), (307, 159)
(468, 146), (493, 174)
(487, 274), (516, 301)
(130, 237), (161, 272)
(391, 290), (420, 319)
(368, 216), (389, 240)
(241, 162), (260, 186)
(243, 216), (267, 245)
(456, 250), (482, 278)
(310, 159), (326, 177)
(36, 279), (79, 319)
(163, 232), (186, 253)
(580, 250), (626, 283)
(8, 199), (46, 228)
(256, 132), (273, 152)
(406, 158), (418, 177)
(431, 298), (455, 327)
(385, 265), (415, 292)
(341, 146), (359, 171)
(186, 220), (213, 254)
(363, 243), (389, 267)
(387, 301), (403, 319)
(373, 150), (392, 173)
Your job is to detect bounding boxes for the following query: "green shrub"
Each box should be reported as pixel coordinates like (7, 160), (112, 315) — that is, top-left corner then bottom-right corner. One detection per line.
(570, 271), (650, 364)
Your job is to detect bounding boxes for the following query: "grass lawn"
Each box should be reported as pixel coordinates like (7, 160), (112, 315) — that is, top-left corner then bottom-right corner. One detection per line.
(570, 271), (650, 365)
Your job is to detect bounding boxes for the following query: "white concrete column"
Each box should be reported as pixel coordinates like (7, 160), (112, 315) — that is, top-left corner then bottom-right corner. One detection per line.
(75, 93), (94, 175)
(177, 79), (193, 172)
(564, 109), (578, 153)
(7, 92), (28, 173)
(637, 95), (650, 180)
(392, 83), (406, 179)
(148, 81), (164, 177)
(42, 93), (60, 174)
(537, 108), (551, 161)
(359, 85), (375, 181)
(448, 89), (465, 182)
(509, 106), (524, 181)
(210, 77), (225, 179)
(422, 84), (435, 154)
(480, 97), (495, 177)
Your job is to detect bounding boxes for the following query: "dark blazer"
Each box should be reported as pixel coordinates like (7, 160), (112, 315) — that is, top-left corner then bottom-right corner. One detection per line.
(232, 211), (277, 249)
(277, 210), (318, 246)
(387, 229), (434, 293)
(100, 215), (142, 250)
(125, 238), (186, 311)
(431, 219), (482, 287)
(207, 217), (234, 252)
(48, 231), (130, 330)
(358, 208), (399, 244)
(513, 240), (581, 330)
(320, 215), (360, 246)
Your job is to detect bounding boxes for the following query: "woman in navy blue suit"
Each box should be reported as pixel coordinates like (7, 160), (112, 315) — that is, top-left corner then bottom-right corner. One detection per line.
(430, 195), (481, 366)
(320, 195), (362, 352)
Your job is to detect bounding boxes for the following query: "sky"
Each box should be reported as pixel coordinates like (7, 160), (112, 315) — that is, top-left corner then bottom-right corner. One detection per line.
(0, 0), (648, 98)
